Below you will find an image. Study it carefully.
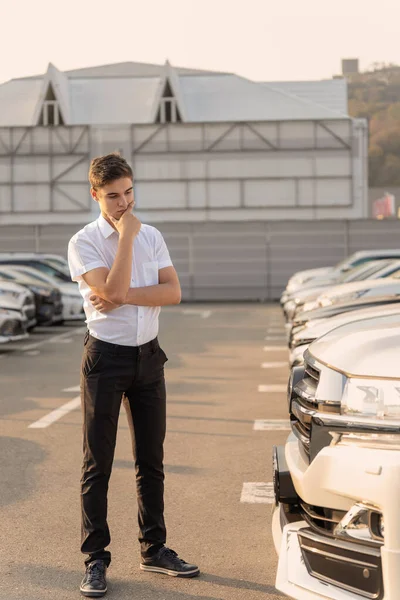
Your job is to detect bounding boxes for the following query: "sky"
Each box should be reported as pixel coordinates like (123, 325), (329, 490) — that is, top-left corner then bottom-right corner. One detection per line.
(1, 0), (399, 84)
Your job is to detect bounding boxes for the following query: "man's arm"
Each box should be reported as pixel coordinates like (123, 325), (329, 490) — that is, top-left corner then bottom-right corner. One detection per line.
(89, 266), (181, 312)
(124, 266), (181, 306)
(81, 204), (140, 304)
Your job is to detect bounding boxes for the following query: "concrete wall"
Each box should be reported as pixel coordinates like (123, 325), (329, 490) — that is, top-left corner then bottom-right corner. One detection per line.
(0, 218), (398, 301)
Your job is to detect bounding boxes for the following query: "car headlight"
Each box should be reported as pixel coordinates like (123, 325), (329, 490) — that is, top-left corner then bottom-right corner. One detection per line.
(342, 377), (400, 419)
(319, 290), (365, 307)
(302, 300), (319, 312)
(30, 286), (51, 297)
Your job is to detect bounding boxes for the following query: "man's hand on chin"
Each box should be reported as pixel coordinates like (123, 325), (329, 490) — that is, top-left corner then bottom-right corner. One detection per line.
(90, 294), (121, 313)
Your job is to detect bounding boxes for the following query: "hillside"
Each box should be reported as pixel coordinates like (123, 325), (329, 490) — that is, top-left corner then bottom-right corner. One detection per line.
(347, 64), (400, 186)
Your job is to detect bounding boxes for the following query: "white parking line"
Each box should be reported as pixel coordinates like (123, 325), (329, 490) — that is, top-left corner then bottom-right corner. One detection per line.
(25, 350), (40, 356)
(258, 385), (286, 393)
(253, 420), (290, 431)
(263, 346), (287, 352)
(261, 362), (287, 369)
(62, 385), (80, 392)
(240, 482), (275, 504)
(183, 309), (212, 319)
(28, 396), (81, 429)
(264, 336), (286, 341)
(19, 327), (84, 351)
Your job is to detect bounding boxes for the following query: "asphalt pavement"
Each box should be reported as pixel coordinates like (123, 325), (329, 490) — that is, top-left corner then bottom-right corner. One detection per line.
(0, 303), (289, 600)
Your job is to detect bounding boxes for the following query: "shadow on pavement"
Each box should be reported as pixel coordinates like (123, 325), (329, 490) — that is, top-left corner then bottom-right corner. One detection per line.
(113, 460), (205, 476)
(200, 572), (284, 596)
(10, 564), (221, 599)
(0, 437), (46, 507)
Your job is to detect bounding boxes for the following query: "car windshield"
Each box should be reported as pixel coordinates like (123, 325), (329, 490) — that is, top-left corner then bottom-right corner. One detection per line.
(2, 261), (70, 282)
(9, 267), (52, 285)
(0, 271), (14, 281)
(45, 258), (70, 275)
(336, 261), (390, 283)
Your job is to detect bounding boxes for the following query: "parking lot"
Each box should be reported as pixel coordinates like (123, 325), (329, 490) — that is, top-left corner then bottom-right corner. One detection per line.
(0, 303), (290, 600)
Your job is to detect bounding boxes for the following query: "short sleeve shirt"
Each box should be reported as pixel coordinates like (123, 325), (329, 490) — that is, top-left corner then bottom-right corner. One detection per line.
(68, 215), (173, 346)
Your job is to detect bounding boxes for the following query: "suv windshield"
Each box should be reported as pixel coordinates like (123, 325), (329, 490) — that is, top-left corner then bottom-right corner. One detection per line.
(0, 261), (70, 282)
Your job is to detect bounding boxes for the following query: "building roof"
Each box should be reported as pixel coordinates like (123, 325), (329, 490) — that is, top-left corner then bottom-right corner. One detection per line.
(0, 61), (350, 127)
(265, 79), (348, 115)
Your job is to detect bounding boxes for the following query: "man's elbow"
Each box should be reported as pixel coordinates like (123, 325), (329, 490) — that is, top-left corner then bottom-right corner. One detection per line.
(173, 285), (182, 305)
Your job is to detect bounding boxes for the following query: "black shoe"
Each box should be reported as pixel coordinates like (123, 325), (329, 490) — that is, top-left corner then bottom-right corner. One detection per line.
(80, 560), (107, 597)
(140, 547), (200, 578)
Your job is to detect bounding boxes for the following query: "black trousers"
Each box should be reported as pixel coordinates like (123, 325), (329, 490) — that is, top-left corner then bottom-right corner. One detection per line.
(80, 332), (168, 567)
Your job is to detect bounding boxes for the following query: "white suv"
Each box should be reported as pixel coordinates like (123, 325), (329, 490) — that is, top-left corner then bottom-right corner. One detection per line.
(273, 313), (400, 600)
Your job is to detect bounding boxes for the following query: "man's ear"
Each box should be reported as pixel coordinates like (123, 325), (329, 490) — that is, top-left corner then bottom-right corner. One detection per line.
(90, 187), (99, 202)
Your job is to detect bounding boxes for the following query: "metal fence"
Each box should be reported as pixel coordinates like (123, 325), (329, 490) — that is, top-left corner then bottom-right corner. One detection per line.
(0, 219), (399, 300)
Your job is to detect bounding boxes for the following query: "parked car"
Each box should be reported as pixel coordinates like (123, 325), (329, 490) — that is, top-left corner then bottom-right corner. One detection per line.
(283, 259), (400, 322)
(0, 266), (63, 326)
(0, 280), (36, 329)
(288, 288), (400, 349)
(36, 254), (70, 277)
(6, 265), (84, 321)
(289, 301), (400, 367)
(282, 249), (400, 302)
(0, 255), (72, 283)
(273, 312), (400, 600)
(0, 308), (29, 343)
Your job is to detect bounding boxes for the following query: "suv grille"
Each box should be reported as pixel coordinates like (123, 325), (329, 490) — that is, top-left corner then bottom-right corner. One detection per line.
(0, 319), (24, 337)
(290, 361), (340, 459)
(299, 501), (346, 536)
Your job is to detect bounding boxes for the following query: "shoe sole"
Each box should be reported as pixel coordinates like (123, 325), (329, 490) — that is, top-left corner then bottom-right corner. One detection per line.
(140, 564), (200, 578)
(79, 587), (107, 597)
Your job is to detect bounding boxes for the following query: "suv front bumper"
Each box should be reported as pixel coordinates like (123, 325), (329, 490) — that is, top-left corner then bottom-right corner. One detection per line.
(273, 436), (400, 599)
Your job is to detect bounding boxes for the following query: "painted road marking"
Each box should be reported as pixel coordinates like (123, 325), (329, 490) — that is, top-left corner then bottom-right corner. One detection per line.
(28, 396), (80, 429)
(49, 338), (72, 344)
(240, 482), (275, 504)
(258, 384), (286, 393)
(265, 336), (286, 341)
(18, 327), (83, 351)
(25, 350), (40, 356)
(62, 385), (80, 392)
(253, 420), (290, 431)
(72, 328), (86, 335)
(261, 362), (287, 369)
(183, 309), (212, 319)
(263, 346), (287, 352)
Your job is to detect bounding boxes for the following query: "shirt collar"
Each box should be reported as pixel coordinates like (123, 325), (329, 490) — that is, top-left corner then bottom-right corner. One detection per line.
(97, 214), (116, 239)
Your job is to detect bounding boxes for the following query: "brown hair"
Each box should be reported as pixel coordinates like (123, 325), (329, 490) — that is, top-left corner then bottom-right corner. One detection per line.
(89, 152), (133, 190)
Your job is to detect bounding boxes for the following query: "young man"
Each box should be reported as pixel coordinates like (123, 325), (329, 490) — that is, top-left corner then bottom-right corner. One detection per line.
(68, 153), (199, 598)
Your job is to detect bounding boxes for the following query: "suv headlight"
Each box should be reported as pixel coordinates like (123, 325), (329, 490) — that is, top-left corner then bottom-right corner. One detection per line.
(342, 377), (400, 419)
(30, 285), (51, 297)
(319, 290), (365, 307)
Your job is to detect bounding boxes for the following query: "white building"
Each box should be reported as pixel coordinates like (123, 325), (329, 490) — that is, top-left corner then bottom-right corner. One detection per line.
(0, 60), (368, 226)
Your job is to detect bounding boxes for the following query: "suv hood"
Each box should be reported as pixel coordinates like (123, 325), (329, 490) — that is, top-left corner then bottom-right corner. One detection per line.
(308, 313), (400, 378)
(296, 303), (400, 343)
(318, 277), (400, 303)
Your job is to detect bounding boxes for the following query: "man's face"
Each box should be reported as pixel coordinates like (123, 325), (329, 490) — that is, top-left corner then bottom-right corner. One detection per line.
(91, 177), (134, 221)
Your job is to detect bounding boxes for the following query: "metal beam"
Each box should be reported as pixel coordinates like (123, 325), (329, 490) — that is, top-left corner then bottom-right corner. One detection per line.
(53, 156), (87, 182)
(206, 123), (237, 151)
(245, 123), (278, 150)
(70, 127), (88, 153)
(133, 125), (166, 153)
(53, 184), (91, 210)
(317, 121), (351, 149)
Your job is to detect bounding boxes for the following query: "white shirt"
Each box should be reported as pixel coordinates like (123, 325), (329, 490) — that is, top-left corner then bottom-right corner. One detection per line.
(68, 215), (173, 346)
